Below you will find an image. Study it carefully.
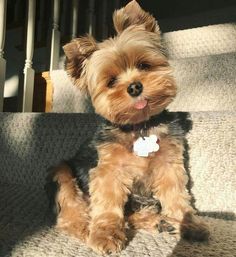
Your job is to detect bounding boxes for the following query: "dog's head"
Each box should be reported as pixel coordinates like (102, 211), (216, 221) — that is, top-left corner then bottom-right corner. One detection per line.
(64, 0), (176, 125)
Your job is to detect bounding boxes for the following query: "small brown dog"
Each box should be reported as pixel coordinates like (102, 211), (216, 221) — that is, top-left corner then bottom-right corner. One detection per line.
(46, 0), (209, 254)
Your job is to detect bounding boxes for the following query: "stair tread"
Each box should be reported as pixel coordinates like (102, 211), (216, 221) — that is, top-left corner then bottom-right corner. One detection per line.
(163, 23), (236, 59)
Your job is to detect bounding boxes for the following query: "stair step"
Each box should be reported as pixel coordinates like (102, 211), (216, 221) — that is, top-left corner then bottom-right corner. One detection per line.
(163, 23), (236, 59)
(169, 51), (236, 112)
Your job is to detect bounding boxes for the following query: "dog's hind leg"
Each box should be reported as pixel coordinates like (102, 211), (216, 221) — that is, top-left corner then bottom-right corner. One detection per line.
(127, 207), (176, 234)
(45, 163), (90, 242)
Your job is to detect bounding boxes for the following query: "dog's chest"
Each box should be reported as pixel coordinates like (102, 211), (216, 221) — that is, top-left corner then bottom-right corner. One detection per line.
(114, 124), (166, 158)
(97, 127), (165, 175)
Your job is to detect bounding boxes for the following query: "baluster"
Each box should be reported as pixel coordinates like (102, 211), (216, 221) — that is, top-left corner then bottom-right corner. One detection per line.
(22, 0), (36, 112)
(71, 0), (79, 39)
(50, 0), (60, 71)
(88, 0), (95, 36)
(0, 0), (7, 111)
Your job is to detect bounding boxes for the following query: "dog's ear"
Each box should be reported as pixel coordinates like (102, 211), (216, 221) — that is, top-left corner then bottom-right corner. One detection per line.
(113, 0), (160, 34)
(63, 35), (97, 93)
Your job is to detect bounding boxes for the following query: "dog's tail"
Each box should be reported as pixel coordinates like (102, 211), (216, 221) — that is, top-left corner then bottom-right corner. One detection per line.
(45, 162), (75, 219)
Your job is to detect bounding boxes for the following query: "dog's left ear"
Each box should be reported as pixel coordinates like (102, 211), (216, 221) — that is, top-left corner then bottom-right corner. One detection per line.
(113, 0), (160, 34)
(63, 36), (97, 93)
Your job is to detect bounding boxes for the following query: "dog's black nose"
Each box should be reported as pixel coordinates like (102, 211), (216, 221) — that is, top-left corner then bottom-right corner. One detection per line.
(127, 82), (143, 97)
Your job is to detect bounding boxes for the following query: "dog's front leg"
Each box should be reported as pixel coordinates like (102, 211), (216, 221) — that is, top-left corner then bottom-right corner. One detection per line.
(88, 164), (132, 254)
(150, 137), (210, 241)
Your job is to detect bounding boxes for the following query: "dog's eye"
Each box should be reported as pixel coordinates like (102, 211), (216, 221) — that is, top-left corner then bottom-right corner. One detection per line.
(137, 62), (151, 70)
(107, 77), (117, 88)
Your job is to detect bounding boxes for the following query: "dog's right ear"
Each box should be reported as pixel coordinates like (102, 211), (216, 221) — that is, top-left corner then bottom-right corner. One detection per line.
(63, 36), (97, 93)
(113, 0), (160, 35)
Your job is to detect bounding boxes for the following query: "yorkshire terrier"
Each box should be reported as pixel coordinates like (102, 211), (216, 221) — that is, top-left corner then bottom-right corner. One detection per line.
(45, 0), (209, 254)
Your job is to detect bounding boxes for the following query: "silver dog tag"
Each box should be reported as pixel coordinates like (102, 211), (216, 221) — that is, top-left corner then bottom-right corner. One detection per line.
(133, 135), (159, 157)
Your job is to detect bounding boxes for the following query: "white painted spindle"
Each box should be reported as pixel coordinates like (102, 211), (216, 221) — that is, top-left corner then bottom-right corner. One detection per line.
(71, 0), (79, 39)
(50, 0), (60, 71)
(0, 0), (7, 112)
(88, 0), (95, 36)
(22, 0), (36, 112)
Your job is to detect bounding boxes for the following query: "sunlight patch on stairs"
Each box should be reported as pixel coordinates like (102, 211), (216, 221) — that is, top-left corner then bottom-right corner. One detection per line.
(1, 114), (36, 159)
(163, 23), (236, 59)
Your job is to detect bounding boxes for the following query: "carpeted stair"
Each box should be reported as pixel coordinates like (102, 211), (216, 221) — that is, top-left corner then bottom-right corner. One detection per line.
(0, 22), (236, 257)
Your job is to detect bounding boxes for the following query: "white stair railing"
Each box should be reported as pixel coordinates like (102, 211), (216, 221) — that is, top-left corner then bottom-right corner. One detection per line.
(72, 0), (79, 39)
(0, 0), (7, 112)
(50, 0), (60, 71)
(22, 0), (36, 112)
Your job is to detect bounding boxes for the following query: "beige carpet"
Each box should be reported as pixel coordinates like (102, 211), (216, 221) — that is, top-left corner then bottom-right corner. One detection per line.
(4, 217), (236, 257)
(163, 23), (236, 59)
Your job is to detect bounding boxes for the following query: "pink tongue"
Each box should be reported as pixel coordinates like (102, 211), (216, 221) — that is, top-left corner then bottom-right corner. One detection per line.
(134, 99), (148, 110)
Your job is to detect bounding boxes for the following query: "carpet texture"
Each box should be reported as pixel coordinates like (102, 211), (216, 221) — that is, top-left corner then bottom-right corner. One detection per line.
(168, 52), (236, 112)
(0, 112), (235, 256)
(163, 23), (236, 59)
(50, 70), (94, 114)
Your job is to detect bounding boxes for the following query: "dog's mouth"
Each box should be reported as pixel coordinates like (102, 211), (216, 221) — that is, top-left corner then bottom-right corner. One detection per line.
(133, 97), (148, 110)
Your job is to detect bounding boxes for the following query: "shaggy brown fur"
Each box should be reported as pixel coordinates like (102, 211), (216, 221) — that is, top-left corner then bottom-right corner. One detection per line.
(46, 0), (209, 254)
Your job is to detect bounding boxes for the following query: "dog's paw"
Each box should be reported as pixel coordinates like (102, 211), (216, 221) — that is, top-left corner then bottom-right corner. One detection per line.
(88, 226), (126, 254)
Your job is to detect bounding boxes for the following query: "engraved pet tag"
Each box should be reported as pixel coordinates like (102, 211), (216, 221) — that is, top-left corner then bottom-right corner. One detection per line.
(133, 134), (159, 157)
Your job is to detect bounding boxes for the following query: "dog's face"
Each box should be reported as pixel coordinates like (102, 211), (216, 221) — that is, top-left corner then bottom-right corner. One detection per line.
(64, 0), (176, 125)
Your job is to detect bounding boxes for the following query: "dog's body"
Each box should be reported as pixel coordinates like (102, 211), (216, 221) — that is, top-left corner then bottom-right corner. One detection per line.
(46, 1), (209, 254)
(47, 111), (189, 212)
